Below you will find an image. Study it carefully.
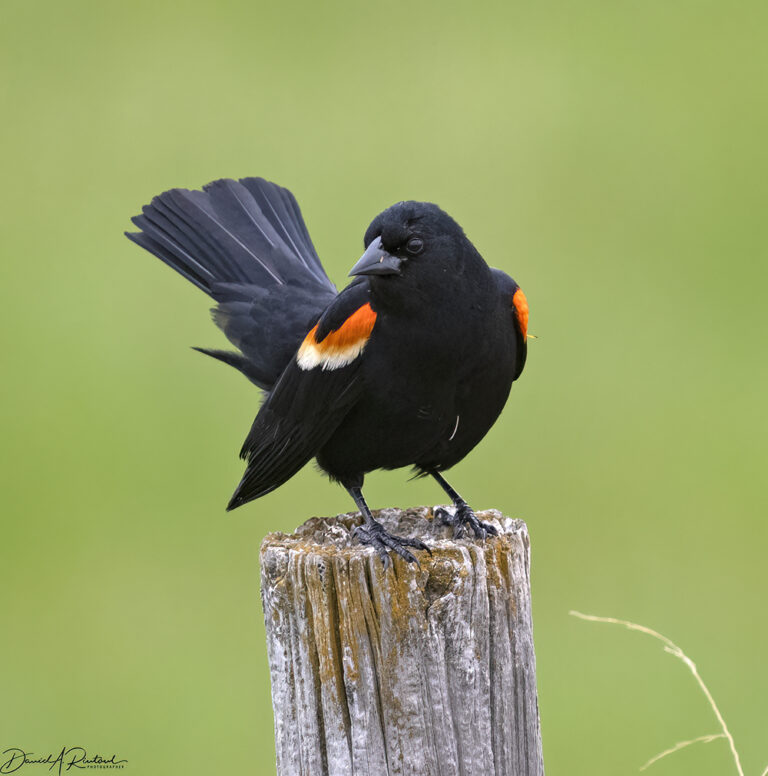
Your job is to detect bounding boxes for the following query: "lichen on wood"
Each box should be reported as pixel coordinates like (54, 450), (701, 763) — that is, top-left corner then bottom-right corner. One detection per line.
(260, 506), (544, 776)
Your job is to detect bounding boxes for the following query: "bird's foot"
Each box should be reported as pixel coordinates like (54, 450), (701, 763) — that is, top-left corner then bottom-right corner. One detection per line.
(434, 503), (499, 540)
(353, 519), (430, 567)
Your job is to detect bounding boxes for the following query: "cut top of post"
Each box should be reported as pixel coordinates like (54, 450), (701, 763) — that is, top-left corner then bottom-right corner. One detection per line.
(261, 505), (528, 565)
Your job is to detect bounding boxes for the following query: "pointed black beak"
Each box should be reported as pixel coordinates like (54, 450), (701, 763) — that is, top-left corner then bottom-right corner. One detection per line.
(348, 236), (402, 277)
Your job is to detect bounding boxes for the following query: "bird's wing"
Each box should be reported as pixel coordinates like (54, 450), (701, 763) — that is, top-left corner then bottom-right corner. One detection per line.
(126, 177), (337, 389)
(491, 268), (528, 381)
(227, 279), (376, 508)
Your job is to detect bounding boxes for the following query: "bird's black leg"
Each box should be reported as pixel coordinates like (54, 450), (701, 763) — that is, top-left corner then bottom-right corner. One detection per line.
(431, 471), (498, 540)
(346, 484), (430, 567)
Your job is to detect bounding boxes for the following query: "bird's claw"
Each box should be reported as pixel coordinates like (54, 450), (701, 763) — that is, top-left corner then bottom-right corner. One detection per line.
(434, 504), (498, 540)
(353, 520), (430, 567)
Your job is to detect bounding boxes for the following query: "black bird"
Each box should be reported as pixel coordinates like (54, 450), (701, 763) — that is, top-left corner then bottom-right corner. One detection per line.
(126, 177), (529, 564)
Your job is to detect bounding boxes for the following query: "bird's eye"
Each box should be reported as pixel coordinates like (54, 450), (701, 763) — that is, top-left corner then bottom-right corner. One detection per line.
(406, 237), (424, 255)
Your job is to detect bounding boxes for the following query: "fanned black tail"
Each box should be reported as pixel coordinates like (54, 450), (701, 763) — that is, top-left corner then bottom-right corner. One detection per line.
(126, 177), (337, 389)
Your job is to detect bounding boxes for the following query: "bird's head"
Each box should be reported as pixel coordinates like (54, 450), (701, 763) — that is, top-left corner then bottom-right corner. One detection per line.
(349, 201), (472, 283)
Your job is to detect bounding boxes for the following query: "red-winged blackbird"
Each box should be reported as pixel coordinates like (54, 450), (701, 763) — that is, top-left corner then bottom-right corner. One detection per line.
(126, 177), (529, 564)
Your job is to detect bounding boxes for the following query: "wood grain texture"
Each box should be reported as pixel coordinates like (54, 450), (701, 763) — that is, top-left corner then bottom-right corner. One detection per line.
(260, 506), (544, 776)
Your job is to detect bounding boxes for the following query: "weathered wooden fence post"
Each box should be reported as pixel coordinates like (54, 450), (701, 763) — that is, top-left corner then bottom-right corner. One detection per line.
(259, 506), (544, 776)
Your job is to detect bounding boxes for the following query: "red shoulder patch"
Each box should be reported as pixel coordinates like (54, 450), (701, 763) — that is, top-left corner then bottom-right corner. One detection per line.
(297, 303), (377, 370)
(512, 288), (529, 341)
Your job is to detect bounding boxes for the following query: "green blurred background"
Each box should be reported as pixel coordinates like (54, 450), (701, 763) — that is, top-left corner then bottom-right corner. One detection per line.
(2, 0), (766, 773)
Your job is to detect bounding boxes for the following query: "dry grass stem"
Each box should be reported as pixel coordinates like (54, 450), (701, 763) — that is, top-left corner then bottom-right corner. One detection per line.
(640, 734), (725, 771)
(569, 611), (745, 776)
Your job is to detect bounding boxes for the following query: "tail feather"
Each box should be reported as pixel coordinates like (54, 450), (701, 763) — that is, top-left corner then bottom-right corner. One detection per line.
(149, 191), (241, 284)
(126, 177), (335, 294)
(164, 186), (281, 286)
(128, 213), (214, 292)
(128, 193), (242, 292)
(239, 178), (328, 285)
(202, 180), (285, 281)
